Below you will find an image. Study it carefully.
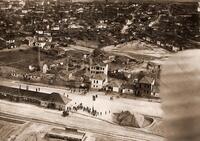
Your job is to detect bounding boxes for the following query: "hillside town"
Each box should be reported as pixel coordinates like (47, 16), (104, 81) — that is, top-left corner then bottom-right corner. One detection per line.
(0, 0), (199, 50)
(0, 0), (199, 99)
(0, 1), (199, 141)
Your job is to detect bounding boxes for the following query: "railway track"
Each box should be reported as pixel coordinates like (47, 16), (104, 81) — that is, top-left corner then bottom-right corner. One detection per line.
(0, 112), (164, 141)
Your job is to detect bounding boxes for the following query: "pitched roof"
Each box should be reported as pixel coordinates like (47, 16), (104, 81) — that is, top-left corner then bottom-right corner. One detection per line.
(43, 92), (70, 104)
(91, 61), (107, 67)
(0, 85), (47, 100)
(91, 74), (107, 80)
(139, 76), (154, 84)
(49, 128), (85, 140)
(0, 86), (71, 105)
(109, 80), (123, 87)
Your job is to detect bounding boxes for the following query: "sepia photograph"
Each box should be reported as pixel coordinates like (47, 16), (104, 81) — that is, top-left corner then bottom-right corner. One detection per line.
(0, 0), (199, 141)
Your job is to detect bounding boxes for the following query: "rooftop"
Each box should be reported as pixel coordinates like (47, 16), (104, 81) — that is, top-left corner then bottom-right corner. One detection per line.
(91, 74), (107, 80)
(0, 85), (71, 105)
(48, 128), (85, 140)
(139, 76), (154, 84)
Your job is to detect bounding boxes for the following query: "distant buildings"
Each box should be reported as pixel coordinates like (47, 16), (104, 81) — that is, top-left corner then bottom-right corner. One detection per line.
(0, 1), (198, 51)
(198, 2), (200, 12)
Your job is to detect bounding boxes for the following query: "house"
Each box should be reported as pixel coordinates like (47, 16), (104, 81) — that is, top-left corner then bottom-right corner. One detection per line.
(152, 85), (160, 97)
(26, 37), (35, 47)
(171, 46), (179, 52)
(28, 65), (39, 72)
(51, 25), (60, 31)
(108, 80), (123, 93)
(6, 39), (16, 49)
(90, 74), (107, 89)
(34, 41), (46, 48)
(136, 76), (155, 96)
(96, 20), (107, 29)
(121, 83), (135, 94)
(36, 30), (44, 35)
(90, 63), (109, 76)
(146, 62), (161, 73)
(51, 47), (65, 57)
(42, 64), (48, 74)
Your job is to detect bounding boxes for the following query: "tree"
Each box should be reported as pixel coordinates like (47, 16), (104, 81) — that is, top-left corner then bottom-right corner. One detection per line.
(62, 110), (69, 117)
(138, 71), (145, 81)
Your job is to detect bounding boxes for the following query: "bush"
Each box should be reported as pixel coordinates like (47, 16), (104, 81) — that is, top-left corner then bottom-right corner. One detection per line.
(62, 111), (69, 117)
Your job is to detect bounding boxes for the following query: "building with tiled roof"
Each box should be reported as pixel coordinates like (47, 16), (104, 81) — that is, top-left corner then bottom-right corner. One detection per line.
(139, 76), (155, 84)
(121, 83), (135, 94)
(90, 63), (109, 76)
(41, 92), (71, 110)
(90, 74), (108, 89)
(0, 85), (71, 110)
(135, 76), (155, 96)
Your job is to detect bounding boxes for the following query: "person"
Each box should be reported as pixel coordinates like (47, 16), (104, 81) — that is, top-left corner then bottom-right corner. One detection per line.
(161, 50), (200, 141)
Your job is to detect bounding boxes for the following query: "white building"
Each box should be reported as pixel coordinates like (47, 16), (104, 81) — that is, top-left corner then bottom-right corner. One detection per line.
(172, 46), (179, 52)
(42, 64), (48, 74)
(90, 74), (107, 89)
(35, 42), (46, 48)
(90, 63), (108, 76)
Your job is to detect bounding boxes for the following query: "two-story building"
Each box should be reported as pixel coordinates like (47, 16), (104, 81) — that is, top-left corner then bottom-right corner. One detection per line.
(90, 63), (109, 76)
(90, 74), (107, 89)
(136, 76), (155, 96)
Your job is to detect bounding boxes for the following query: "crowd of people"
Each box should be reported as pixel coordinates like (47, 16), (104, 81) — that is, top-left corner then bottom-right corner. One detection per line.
(65, 95), (111, 117)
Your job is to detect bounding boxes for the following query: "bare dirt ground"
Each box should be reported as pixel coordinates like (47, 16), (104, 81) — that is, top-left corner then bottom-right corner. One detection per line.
(0, 121), (19, 141)
(14, 122), (50, 141)
(0, 99), (164, 141)
(102, 40), (171, 61)
(0, 118), (63, 141)
(0, 44), (29, 53)
(147, 119), (167, 137)
(0, 117), (26, 141)
(0, 116), (146, 141)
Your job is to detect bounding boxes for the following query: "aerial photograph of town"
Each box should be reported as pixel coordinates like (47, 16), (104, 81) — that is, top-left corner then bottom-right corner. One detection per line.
(0, 0), (199, 141)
